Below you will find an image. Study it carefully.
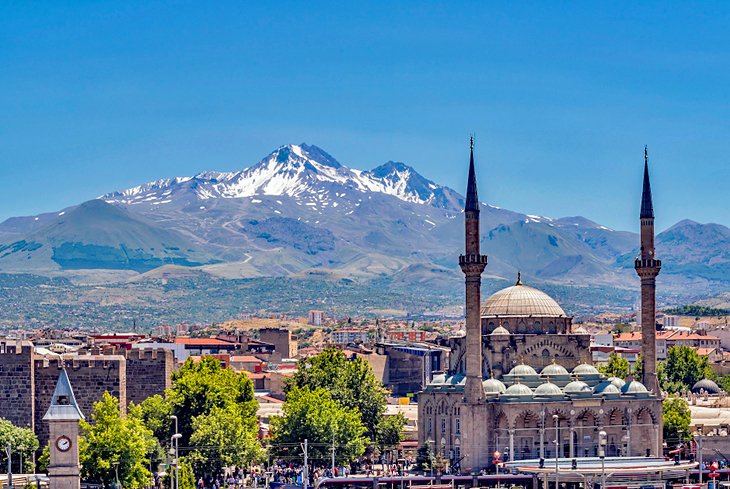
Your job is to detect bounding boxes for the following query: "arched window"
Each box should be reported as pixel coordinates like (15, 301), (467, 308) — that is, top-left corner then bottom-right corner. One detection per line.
(542, 349), (551, 358)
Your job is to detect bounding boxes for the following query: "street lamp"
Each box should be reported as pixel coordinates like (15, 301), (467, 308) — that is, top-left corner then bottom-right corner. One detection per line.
(553, 415), (559, 489)
(599, 430), (607, 489)
(170, 415), (180, 489)
(172, 433), (182, 489)
(113, 461), (120, 489)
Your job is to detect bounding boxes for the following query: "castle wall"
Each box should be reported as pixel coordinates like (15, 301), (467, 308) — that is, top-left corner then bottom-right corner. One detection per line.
(34, 355), (126, 446)
(0, 342), (35, 429)
(123, 349), (173, 405)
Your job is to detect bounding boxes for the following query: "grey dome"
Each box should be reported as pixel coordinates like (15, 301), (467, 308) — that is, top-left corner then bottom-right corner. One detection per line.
(573, 364), (600, 376)
(534, 381), (563, 397)
(594, 381), (620, 395)
(621, 380), (649, 395)
(491, 325), (510, 335)
(481, 284), (566, 317)
(504, 383), (533, 396)
(607, 377), (626, 389)
(507, 364), (538, 378)
(483, 378), (507, 395)
(430, 373), (447, 384)
(541, 363), (569, 377)
(574, 326), (588, 334)
(564, 380), (592, 395)
(692, 379), (722, 394)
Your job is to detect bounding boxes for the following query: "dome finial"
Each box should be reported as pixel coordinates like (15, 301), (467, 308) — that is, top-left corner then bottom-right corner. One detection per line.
(516, 271), (523, 286)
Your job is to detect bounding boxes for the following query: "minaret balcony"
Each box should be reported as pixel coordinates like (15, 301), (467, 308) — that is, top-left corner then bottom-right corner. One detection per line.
(634, 258), (661, 276)
(459, 254), (488, 265)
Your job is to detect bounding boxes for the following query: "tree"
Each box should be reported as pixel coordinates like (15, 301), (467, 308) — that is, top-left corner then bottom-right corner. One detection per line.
(188, 404), (263, 477)
(598, 353), (630, 380)
(137, 394), (172, 443)
(270, 386), (368, 465)
(286, 348), (388, 438)
(415, 441), (435, 472)
(167, 357), (258, 443)
(375, 413), (406, 454)
(658, 345), (714, 393)
(0, 418), (39, 473)
(663, 397), (691, 444)
(632, 355), (643, 381)
(80, 392), (157, 489)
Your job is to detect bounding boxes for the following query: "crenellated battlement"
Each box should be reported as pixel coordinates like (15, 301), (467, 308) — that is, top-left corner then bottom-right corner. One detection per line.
(0, 341), (35, 356)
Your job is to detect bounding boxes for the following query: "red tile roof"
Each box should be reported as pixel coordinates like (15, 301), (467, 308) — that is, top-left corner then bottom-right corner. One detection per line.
(174, 337), (236, 346)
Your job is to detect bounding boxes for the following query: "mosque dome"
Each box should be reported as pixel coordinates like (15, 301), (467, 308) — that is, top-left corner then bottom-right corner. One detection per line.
(607, 377), (626, 389)
(430, 373), (447, 385)
(572, 364), (600, 377)
(541, 363), (569, 377)
(692, 379), (722, 395)
(491, 325), (510, 335)
(621, 380), (649, 395)
(481, 280), (566, 317)
(507, 364), (538, 378)
(564, 380), (592, 395)
(483, 377), (507, 395)
(598, 383), (621, 396)
(504, 383), (533, 397)
(534, 381), (563, 397)
(574, 326), (589, 334)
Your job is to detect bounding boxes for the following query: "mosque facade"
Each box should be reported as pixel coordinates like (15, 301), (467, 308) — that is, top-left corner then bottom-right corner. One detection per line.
(417, 141), (663, 473)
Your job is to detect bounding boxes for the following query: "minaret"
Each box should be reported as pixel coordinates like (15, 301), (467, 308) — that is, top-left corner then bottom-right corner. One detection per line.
(459, 136), (488, 403)
(44, 368), (85, 489)
(634, 146), (661, 393)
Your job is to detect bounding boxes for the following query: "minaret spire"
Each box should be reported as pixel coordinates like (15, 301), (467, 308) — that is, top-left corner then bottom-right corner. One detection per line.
(635, 146), (661, 395)
(465, 135), (479, 212)
(459, 136), (488, 404)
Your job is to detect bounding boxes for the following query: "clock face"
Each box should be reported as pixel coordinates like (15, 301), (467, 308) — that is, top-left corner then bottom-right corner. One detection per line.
(56, 436), (71, 452)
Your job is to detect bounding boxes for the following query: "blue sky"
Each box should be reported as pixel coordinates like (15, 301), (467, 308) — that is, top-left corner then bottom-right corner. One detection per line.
(1, 1), (729, 231)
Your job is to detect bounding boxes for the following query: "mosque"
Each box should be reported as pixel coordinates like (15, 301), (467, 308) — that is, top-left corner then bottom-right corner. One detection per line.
(417, 142), (664, 473)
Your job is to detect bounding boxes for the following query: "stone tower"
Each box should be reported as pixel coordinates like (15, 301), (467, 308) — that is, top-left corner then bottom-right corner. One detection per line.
(634, 146), (661, 393)
(459, 137), (488, 403)
(44, 368), (85, 489)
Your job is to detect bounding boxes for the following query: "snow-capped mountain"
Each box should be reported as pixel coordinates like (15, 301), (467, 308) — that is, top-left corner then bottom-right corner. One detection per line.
(103, 144), (464, 211)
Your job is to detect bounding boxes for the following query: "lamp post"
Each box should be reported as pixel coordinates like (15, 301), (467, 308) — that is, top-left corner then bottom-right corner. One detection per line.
(172, 433), (182, 489)
(553, 415), (559, 489)
(170, 415), (180, 489)
(598, 430), (607, 489)
(113, 461), (120, 489)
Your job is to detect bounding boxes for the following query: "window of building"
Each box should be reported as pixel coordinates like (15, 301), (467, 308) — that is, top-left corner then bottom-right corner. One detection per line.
(455, 418), (461, 434)
(428, 418), (432, 433)
(441, 418), (446, 433)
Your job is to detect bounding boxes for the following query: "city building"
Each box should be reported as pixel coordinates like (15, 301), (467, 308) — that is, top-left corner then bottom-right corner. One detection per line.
(384, 330), (428, 342)
(417, 142), (663, 473)
(308, 310), (324, 326)
(331, 329), (370, 345)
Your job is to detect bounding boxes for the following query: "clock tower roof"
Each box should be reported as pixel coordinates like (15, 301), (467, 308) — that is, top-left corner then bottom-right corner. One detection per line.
(43, 368), (85, 421)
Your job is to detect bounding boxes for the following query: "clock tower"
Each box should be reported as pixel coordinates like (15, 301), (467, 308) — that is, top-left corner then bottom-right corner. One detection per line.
(43, 368), (85, 489)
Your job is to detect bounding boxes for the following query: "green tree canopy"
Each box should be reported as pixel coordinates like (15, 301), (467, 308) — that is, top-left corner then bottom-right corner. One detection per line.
(415, 441), (435, 472)
(270, 386), (368, 465)
(0, 418), (39, 473)
(80, 392), (157, 489)
(137, 394), (172, 443)
(375, 413), (406, 453)
(663, 397), (691, 444)
(168, 357), (257, 443)
(598, 352), (630, 380)
(188, 404), (263, 477)
(658, 345), (715, 393)
(286, 348), (388, 438)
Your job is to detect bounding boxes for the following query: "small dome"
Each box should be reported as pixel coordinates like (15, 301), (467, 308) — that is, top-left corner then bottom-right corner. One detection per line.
(692, 379), (722, 395)
(507, 364), (538, 378)
(574, 326), (588, 334)
(448, 374), (466, 385)
(622, 380), (649, 395)
(491, 325), (510, 335)
(564, 380), (592, 395)
(607, 377), (626, 389)
(430, 373), (447, 384)
(483, 378), (507, 395)
(481, 284), (566, 317)
(534, 381), (563, 397)
(599, 383), (621, 395)
(573, 364), (600, 376)
(504, 383), (533, 396)
(541, 363), (569, 377)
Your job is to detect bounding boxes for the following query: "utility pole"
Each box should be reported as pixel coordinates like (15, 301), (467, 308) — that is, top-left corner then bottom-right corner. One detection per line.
(301, 439), (308, 489)
(331, 430), (336, 475)
(6, 442), (12, 489)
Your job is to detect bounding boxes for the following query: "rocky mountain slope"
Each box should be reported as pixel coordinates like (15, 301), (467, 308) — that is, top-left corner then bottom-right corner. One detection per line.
(0, 143), (727, 299)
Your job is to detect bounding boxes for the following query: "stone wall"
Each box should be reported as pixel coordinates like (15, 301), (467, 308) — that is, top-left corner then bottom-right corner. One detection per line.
(123, 348), (174, 405)
(0, 342), (35, 429)
(34, 355), (126, 446)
